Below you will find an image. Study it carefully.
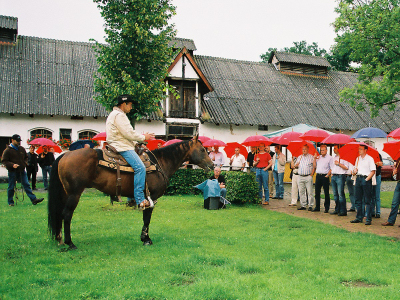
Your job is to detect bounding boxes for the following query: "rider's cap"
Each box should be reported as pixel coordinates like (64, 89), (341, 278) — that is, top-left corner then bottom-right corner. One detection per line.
(116, 94), (134, 106)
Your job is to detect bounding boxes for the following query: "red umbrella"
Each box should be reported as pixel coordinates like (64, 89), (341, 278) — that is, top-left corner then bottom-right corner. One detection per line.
(242, 135), (271, 147)
(92, 132), (107, 141)
(224, 142), (248, 159)
(29, 138), (58, 147)
(388, 128), (400, 140)
(197, 136), (211, 144)
(321, 133), (353, 145)
(145, 139), (165, 151)
(163, 139), (183, 147)
(36, 145), (62, 154)
(338, 142), (380, 164)
(275, 132), (302, 146)
(268, 136), (282, 146)
(383, 141), (400, 161)
(287, 140), (316, 157)
(300, 129), (330, 143)
(203, 139), (227, 147)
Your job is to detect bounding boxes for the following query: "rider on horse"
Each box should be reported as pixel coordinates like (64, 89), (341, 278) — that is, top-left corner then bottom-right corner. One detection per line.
(106, 94), (155, 210)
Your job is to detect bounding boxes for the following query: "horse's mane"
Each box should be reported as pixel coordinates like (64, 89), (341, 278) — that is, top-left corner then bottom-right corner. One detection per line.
(149, 140), (193, 166)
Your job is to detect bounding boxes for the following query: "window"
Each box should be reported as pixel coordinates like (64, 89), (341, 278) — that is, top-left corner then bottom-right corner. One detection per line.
(60, 129), (72, 141)
(78, 130), (97, 140)
(30, 128), (52, 140)
(169, 83), (196, 119)
(166, 123), (198, 140)
(258, 125), (269, 131)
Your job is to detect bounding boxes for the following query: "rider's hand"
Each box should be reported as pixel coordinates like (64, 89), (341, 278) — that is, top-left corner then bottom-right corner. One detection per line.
(144, 132), (155, 140)
(13, 164), (19, 169)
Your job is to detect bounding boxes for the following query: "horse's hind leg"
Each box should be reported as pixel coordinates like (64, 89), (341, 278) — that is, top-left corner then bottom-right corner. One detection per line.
(141, 208), (154, 246)
(63, 194), (80, 250)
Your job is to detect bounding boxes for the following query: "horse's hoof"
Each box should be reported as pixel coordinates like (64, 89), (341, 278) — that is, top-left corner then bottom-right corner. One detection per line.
(143, 240), (153, 246)
(68, 244), (78, 251)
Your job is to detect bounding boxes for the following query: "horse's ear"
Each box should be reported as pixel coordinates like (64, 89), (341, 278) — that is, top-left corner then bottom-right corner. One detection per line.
(193, 134), (199, 142)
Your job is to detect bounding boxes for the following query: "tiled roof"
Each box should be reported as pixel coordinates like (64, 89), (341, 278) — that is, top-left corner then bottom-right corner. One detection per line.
(270, 51), (331, 68)
(0, 35), (108, 117)
(195, 55), (400, 132)
(0, 15), (18, 31)
(168, 37), (196, 51)
(0, 35), (188, 119)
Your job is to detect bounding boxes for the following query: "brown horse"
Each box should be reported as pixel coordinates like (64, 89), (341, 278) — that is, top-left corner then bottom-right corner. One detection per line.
(48, 137), (213, 250)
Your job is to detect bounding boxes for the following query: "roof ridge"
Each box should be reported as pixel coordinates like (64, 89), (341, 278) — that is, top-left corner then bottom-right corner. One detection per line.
(195, 54), (266, 65)
(173, 37), (195, 42)
(275, 51), (328, 59)
(18, 35), (97, 46)
(0, 15), (18, 20)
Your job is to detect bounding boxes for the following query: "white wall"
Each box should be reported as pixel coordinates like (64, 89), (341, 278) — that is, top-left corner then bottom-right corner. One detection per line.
(0, 113), (106, 148)
(199, 123), (282, 143)
(135, 119), (166, 136)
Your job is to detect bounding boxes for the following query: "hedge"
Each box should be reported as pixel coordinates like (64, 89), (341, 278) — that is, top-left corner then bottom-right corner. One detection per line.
(166, 169), (259, 204)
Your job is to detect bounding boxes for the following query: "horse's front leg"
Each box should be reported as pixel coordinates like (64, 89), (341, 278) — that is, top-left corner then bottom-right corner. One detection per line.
(141, 208), (154, 245)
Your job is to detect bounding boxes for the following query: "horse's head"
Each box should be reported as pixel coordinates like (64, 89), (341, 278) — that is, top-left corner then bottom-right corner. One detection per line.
(187, 136), (214, 171)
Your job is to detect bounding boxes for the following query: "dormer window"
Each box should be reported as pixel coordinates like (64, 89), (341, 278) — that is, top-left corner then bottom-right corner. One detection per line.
(268, 51), (331, 78)
(0, 15), (18, 44)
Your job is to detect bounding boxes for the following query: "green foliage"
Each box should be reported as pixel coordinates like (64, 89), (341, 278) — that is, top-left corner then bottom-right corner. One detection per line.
(166, 169), (208, 195)
(224, 171), (259, 204)
(333, 0), (400, 117)
(92, 0), (177, 120)
(166, 169), (259, 204)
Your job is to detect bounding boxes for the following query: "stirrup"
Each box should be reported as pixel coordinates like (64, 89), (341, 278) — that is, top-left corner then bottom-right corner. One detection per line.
(138, 197), (154, 211)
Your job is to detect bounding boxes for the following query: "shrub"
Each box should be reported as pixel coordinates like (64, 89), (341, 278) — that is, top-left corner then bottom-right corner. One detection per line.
(166, 169), (209, 195)
(166, 169), (259, 204)
(224, 171), (259, 204)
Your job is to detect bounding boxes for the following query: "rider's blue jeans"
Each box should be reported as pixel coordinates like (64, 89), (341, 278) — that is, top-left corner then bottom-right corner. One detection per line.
(120, 150), (146, 205)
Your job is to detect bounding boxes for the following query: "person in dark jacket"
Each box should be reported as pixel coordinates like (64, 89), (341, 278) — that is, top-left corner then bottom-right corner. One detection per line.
(1, 134), (44, 206)
(209, 166), (226, 198)
(38, 145), (55, 190)
(26, 145), (38, 190)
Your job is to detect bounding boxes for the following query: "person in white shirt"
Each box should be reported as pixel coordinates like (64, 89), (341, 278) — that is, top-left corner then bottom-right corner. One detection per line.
(330, 145), (349, 216)
(209, 147), (224, 167)
(106, 94), (155, 210)
(350, 145), (376, 225)
(313, 144), (332, 212)
(229, 148), (246, 171)
(346, 162), (356, 212)
(272, 145), (286, 199)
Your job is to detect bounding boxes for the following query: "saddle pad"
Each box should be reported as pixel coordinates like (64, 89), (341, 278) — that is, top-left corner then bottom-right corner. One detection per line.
(96, 149), (157, 173)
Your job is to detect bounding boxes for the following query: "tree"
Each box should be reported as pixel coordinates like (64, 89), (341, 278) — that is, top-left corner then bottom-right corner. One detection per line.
(333, 0), (400, 117)
(92, 0), (177, 120)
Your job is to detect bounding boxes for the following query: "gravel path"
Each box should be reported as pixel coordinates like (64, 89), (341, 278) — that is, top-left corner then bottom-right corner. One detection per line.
(264, 181), (400, 240)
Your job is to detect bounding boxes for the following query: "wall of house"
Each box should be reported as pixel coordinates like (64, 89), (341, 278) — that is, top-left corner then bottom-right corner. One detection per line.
(0, 113), (106, 147)
(135, 119), (166, 136)
(199, 123), (282, 143)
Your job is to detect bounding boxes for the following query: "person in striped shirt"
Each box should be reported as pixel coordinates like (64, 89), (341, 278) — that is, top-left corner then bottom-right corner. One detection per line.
(294, 145), (316, 210)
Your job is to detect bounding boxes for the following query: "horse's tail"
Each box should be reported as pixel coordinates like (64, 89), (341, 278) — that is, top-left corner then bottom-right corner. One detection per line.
(48, 154), (66, 239)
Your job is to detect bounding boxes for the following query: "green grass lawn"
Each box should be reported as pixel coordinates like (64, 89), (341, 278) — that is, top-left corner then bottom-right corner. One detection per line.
(1, 189), (400, 299)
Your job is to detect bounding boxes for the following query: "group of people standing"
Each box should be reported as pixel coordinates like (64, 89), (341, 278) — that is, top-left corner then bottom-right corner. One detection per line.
(208, 143), (286, 205)
(291, 143), (383, 226)
(207, 141), (400, 228)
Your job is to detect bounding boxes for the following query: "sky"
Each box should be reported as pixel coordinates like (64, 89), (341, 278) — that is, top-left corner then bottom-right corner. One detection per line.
(1, 0), (338, 62)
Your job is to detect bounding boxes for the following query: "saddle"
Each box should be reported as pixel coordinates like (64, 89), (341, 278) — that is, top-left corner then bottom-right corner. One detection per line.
(99, 145), (156, 173)
(97, 145), (157, 203)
